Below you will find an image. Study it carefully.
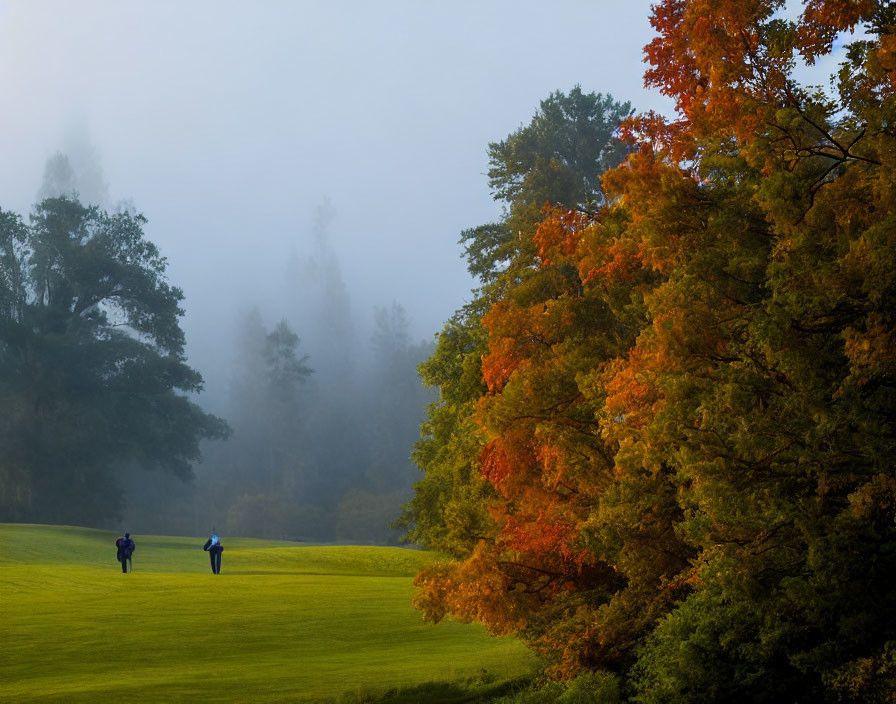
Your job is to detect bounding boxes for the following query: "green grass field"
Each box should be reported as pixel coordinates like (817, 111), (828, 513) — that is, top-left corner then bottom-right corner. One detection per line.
(0, 524), (536, 703)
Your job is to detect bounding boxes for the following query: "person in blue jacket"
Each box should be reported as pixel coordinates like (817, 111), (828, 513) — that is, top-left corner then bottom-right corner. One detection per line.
(116, 532), (135, 573)
(203, 530), (223, 574)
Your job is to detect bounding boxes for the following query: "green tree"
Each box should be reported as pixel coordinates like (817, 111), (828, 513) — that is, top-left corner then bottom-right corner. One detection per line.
(0, 196), (229, 525)
(401, 88), (632, 558)
(366, 303), (435, 491)
(488, 86), (630, 210)
(397, 306), (495, 557)
(463, 86), (632, 288)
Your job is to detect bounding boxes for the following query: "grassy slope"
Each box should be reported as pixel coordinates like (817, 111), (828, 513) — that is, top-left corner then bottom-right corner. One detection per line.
(0, 524), (535, 703)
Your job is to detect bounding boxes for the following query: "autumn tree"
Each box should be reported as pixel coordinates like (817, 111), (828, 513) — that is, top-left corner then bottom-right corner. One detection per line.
(622, 1), (896, 700)
(407, 1), (896, 700)
(400, 88), (632, 562)
(404, 89), (654, 675)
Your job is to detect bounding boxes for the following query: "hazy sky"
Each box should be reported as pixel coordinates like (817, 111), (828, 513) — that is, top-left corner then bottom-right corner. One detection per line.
(0, 1), (673, 388)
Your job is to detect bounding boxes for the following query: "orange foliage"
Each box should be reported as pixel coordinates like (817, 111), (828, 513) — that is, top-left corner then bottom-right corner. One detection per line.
(844, 312), (896, 382)
(880, 33), (896, 91)
(481, 333), (522, 392)
(644, 0), (784, 140)
(798, 0), (874, 60)
(604, 345), (660, 431)
(480, 297), (577, 392)
(533, 206), (594, 265)
(499, 514), (589, 568)
(479, 439), (512, 487)
(534, 203), (652, 287)
(414, 0), (896, 683)
(413, 543), (527, 634)
(618, 111), (695, 163)
(601, 151), (702, 276)
(643, 0), (881, 153)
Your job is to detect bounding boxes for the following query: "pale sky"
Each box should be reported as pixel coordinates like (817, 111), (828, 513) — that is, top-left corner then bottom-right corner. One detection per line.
(0, 0), (672, 390)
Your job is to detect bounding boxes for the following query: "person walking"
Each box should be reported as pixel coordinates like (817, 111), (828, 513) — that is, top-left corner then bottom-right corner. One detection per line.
(203, 530), (223, 574)
(116, 532), (136, 573)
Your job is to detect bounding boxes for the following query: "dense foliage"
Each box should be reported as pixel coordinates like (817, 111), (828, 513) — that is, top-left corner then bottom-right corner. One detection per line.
(405, 1), (896, 700)
(399, 87), (632, 559)
(0, 197), (229, 524)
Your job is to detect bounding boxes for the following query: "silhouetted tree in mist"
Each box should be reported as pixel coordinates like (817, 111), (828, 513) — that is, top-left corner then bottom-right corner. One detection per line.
(38, 141), (109, 208)
(0, 196), (228, 525)
(198, 310), (317, 539)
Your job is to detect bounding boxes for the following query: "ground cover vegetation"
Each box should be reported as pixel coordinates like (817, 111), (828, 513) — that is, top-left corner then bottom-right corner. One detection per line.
(0, 524), (536, 703)
(402, 1), (896, 700)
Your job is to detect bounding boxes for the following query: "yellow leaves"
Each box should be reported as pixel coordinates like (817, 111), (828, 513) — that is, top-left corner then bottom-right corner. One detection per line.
(848, 474), (896, 520)
(843, 313), (896, 381)
(875, 33), (896, 91)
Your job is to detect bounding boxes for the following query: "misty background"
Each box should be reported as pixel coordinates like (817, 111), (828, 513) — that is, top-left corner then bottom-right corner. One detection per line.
(1, 1), (676, 542)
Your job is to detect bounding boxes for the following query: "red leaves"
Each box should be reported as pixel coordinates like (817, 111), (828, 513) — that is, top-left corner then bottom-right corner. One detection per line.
(481, 333), (522, 393)
(618, 112), (695, 163)
(642, 0), (878, 150)
(643, 0), (696, 113)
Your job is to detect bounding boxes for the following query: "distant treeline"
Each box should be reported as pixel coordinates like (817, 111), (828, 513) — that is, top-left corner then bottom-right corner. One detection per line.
(126, 300), (435, 544)
(123, 194), (437, 544)
(0, 180), (434, 546)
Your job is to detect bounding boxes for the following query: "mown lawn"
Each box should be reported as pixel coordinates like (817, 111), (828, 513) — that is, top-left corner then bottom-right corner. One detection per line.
(0, 524), (536, 702)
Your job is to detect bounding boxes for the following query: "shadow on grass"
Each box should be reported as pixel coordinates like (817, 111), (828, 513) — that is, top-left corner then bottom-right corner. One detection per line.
(331, 674), (535, 704)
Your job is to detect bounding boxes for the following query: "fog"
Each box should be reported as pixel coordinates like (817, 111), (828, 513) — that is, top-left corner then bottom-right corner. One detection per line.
(2, 0), (862, 541)
(0, 0), (671, 351)
(1, 0), (679, 540)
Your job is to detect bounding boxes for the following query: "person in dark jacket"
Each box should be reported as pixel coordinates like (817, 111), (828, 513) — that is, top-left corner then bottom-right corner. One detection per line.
(115, 533), (136, 573)
(203, 530), (223, 574)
